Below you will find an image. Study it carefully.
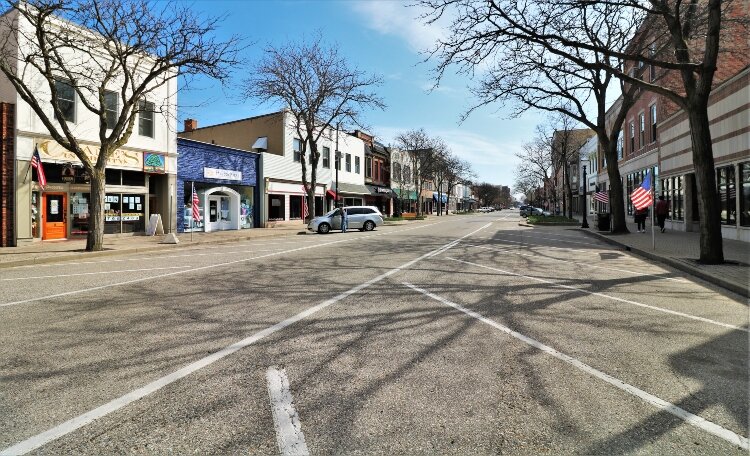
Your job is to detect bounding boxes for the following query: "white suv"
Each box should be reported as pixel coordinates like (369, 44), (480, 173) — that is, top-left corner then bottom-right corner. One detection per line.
(308, 206), (384, 234)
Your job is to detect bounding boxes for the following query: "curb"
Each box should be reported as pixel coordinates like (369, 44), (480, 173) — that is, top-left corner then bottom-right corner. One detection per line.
(577, 229), (749, 298)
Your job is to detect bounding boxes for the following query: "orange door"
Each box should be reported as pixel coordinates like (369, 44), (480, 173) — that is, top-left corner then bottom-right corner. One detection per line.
(42, 193), (67, 240)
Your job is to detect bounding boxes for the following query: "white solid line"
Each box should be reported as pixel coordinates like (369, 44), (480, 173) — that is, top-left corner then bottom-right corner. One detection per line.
(0, 222), (441, 308)
(266, 367), (310, 456)
(445, 257), (748, 333)
(0, 222), (489, 455)
(402, 282), (750, 450)
(462, 243), (689, 283)
(0, 266), (190, 281)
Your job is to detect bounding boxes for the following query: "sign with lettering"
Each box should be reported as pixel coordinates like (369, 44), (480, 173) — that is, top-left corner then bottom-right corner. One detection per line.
(37, 140), (143, 171)
(204, 167), (242, 181)
(143, 153), (166, 173)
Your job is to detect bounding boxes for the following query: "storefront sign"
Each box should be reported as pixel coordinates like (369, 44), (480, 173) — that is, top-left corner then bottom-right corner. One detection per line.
(376, 187), (390, 194)
(37, 140), (143, 170)
(204, 167), (242, 181)
(61, 163), (76, 183)
(144, 153), (166, 174)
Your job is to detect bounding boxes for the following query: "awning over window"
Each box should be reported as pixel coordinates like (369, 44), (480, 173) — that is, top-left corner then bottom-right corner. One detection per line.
(366, 184), (395, 199)
(433, 192), (448, 203)
(391, 188), (418, 200)
(326, 189), (338, 199)
(332, 182), (370, 195)
(251, 136), (268, 151)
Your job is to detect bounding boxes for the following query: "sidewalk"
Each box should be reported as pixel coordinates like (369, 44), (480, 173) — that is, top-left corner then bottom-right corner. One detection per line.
(573, 214), (750, 297)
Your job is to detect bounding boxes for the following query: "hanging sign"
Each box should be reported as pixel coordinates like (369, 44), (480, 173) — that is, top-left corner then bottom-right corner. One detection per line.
(144, 153), (166, 173)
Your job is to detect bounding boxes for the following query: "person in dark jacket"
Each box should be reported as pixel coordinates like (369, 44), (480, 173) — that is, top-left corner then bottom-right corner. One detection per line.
(655, 195), (669, 233)
(634, 207), (647, 233)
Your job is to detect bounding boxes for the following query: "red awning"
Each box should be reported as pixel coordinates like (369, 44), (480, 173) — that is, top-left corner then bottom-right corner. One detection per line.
(326, 190), (338, 199)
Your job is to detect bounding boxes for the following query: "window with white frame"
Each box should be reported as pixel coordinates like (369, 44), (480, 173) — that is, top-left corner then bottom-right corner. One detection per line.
(345, 153), (351, 172)
(629, 122), (635, 153)
(293, 138), (302, 162)
(322, 146), (330, 168)
(355, 156), (360, 174)
(54, 79), (76, 123)
(650, 104), (657, 143)
(639, 113), (645, 147)
(138, 99), (154, 137)
(104, 90), (118, 129)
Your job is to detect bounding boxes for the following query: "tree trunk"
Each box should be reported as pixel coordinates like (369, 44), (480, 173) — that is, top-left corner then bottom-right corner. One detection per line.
(688, 104), (724, 264)
(86, 169), (106, 251)
(601, 137), (628, 234)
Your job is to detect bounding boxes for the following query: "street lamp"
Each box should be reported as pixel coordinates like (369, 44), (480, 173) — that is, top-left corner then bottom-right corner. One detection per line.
(335, 123), (340, 208)
(581, 164), (589, 228)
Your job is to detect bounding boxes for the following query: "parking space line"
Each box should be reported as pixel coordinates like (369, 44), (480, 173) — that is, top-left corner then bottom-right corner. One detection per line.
(266, 367), (310, 456)
(0, 222), (489, 455)
(0, 266), (191, 281)
(462, 243), (689, 283)
(402, 282), (750, 451)
(445, 257), (747, 333)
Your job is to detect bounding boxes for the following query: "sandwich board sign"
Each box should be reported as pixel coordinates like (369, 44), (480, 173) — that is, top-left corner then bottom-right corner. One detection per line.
(147, 214), (164, 236)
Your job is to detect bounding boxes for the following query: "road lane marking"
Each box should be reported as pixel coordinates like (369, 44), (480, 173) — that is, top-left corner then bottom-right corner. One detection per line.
(462, 243), (689, 283)
(0, 266), (191, 281)
(445, 257), (748, 333)
(0, 222), (490, 455)
(266, 367), (310, 456)
(0, 222), (442, 308)
(402, 282), (750, 450)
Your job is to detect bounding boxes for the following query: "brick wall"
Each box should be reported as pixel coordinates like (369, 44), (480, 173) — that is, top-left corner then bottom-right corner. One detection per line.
(0, 103), (14, 247)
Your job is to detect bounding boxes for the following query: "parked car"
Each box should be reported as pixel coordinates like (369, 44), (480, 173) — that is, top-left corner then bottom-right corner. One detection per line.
(519, 205), (532, 216)
(527, 207), (551, 217)
(307, 206), (384, 234)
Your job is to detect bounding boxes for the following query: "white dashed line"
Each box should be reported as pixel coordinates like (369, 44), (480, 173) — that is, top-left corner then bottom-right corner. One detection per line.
(0, 266), (190, 281)
(403, 282), (750, 451)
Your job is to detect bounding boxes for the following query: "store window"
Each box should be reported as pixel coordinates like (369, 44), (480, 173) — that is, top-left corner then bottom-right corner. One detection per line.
(239, 187), (254, 229)
(106, 168), (121, 185)
(70, 192), (90, 235)
(289, 195), (303, 219)
(183, 184), (205, 232)
(122, 170), (146, 186)
(322, 146), (330, 168)
(315, 196), (324, 216)
(54, 79), (76, 123)
(717, 165), (736, 225)
(740, 162), (750, 227)
(138, 99), (154, 137)
(104, 193), (121, 234)
(31, 191), (41, 238)
(268, 194), (285, 220)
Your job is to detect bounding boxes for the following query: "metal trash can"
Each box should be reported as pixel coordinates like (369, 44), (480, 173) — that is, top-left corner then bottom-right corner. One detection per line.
(596, 213), (611, 231)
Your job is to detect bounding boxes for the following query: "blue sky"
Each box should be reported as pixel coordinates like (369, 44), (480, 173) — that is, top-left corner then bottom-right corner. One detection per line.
(178, 0), (544, 188)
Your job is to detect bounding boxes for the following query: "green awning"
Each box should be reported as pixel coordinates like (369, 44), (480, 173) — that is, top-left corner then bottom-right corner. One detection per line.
(392, 188), (418, 200)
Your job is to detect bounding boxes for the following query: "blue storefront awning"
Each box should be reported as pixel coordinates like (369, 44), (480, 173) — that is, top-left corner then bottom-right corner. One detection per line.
(432, 192), (448, 203)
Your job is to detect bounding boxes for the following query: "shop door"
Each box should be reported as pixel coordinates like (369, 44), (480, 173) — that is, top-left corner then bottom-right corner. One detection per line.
(207, 196), (232, 231)
(43, 193), (67, 240)
(207, 196), (220, 232)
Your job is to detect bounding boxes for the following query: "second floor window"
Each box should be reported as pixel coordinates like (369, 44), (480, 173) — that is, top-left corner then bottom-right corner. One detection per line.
(355, 156), (360, 174)
(617, 131), (623, 160)
(629, 122), (635, 153)
(639, 113), (645, 147)
(650, 104), (657, 143)
(138, 100), (154, 137)
(393, 162), (401, 182)
(365, 157), (372, 178)
(293, 138), (302, 162)
(104, 90), (118, 129)
(54, 79), (76, 123)
(322, 146), (330, 168)
(345, 153), (351, 172)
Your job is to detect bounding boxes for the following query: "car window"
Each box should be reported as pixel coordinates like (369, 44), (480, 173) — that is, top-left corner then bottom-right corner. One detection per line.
(362, 208), (376, 214)
(347, 208), (363, 215)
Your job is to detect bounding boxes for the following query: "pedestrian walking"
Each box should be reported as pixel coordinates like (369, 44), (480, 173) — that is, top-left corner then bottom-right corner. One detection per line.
(634, 207), (647, 233)
(655, 195), (669, 233)
(341, 207), (348, 233)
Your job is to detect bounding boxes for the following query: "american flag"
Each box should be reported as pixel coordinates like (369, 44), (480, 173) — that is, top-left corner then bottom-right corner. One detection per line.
(593, 191), (609, 203)
(302, 196), (309, 219)
(191, 186), (201, 221)
(31, 146), (47, 189)
(630, 171), (653, 210)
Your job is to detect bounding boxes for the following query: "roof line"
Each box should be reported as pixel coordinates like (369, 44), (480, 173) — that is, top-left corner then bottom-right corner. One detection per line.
(180, 110), (284, 133)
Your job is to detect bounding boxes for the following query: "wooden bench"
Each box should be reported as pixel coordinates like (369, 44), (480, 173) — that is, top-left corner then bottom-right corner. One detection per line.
(402, 212), (417, 220)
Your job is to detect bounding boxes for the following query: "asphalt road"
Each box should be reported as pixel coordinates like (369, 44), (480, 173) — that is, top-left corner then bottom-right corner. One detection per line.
(0, 212), (747, 455)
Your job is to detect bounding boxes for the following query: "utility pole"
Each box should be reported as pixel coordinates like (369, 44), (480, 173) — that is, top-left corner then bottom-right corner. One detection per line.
(581, 165), (589, 228)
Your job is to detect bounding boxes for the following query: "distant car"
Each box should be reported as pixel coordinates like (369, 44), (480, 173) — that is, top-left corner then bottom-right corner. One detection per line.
(307, 206), (383, 234)
(519, 205), (532, 216)
(527, 207), (551, 217)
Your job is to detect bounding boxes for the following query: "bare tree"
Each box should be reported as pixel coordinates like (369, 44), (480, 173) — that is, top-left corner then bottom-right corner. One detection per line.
(422, 0), (749, 261)
(246, 34), (384, 221)
(0, 0), (241, 251)
(472, 182), (501, 208)
(443, 155), (474, 215)
(420, 0), (639, 232)
(394, 129), (438, 216)
(514, 125), (555, 210)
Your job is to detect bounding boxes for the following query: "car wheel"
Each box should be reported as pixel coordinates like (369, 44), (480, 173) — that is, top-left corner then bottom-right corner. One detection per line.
(317, 223), (330, 234)
(363, 221), (375, 231)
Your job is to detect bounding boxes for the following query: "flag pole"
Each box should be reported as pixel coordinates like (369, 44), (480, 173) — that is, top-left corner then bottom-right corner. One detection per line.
(191, 181), (194, 243)
(651, 176), (655, 250)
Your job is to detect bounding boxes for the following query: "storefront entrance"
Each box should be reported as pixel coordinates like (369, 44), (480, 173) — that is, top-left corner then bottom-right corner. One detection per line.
(42, 193), (67, 240)
(207, 195), (233, 231)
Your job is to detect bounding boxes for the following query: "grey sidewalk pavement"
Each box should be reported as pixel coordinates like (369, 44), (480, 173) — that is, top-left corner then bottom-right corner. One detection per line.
(0, 217), (434, 269)
(571, 214), (749, 298)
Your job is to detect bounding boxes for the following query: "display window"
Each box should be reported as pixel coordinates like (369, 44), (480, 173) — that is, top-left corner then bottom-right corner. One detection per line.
(31, 191), (41, 238)
(239, 187), (254, 229)
(70, 192), (90, 235)
(268, 194), (285, 221)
